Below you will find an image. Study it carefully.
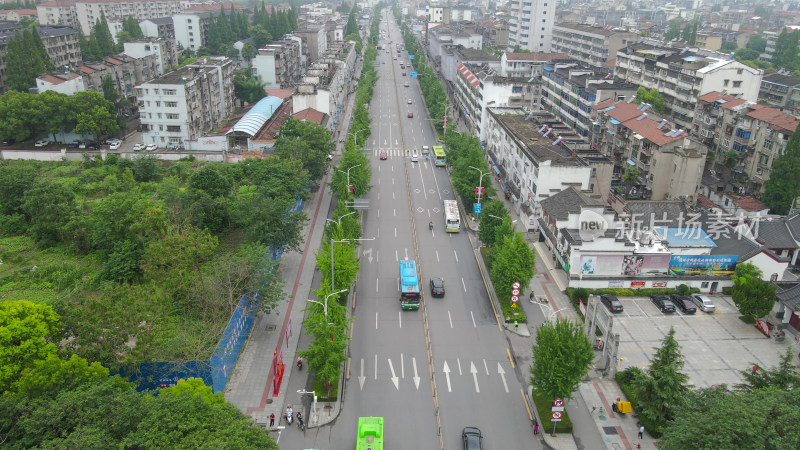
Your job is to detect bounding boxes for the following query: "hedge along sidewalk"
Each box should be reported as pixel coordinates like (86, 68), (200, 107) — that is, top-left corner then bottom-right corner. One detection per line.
(476, 246), (529, 331)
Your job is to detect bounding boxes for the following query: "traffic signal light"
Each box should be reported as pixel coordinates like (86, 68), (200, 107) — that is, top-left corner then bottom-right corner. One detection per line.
(474, 187), (485, 200)
(349, 185), (355, 194)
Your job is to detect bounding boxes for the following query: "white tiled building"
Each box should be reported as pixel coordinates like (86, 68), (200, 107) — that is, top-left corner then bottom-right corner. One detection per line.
(507, 0), (556, 52)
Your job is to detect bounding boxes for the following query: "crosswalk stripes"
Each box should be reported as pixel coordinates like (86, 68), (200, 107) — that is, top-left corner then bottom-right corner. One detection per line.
(371, 148), (406, 158)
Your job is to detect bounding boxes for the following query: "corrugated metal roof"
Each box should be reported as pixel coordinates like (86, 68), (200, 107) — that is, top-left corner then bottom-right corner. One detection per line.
(226, 96), (283, 137)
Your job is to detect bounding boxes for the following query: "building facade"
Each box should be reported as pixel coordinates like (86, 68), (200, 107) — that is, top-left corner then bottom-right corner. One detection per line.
(123, 38), (176, 75)
(74, 0), (184, 35)
(252, 38), (303, 89)
(139, 17), (174, 39)
(36, 0), (78, 28)
(614, 43), (763, 131)
(135, 57), (234, 148)
(172, 12), (211, 52)
(551, 23), (639, 68)
(758, 72), (800, 112)
(507, 0), (556, 52)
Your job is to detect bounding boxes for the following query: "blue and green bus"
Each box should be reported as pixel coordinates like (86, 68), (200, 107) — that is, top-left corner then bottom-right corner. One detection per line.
(356, 416), (384, 450)
(399, 260), (420, 310)
(433, 145), (446, 167)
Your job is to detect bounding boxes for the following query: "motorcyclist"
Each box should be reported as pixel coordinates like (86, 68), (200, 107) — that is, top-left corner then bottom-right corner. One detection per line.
(296, 356), (303, 370)
(296, 412), (304, 428)
(286, 405), (293, 424)
(429, 221), (433, 230)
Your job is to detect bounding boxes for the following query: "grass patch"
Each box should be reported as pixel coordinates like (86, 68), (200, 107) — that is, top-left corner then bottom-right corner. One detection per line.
(311, 373), (339, 403)
(531, 389), (573, 433)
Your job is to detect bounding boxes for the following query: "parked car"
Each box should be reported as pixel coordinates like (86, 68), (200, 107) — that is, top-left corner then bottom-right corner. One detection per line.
(2, 137), (15, 145)
(68, 140), (80, 148)
(650, 295), (676, 313)
(105, 138), (122, 145)
(326, 153), (333, 161)
(379, 150), (388, 160)
(78, 141), (88, 149)
(109, 142), (121, 150)
(34, 139), (51, 147)
(670, 294), (697, 314)
(145, 144), (157, 151)
(462, 427), (482, 450)
(402, 72), (406, 76)
(132, 143), (143, 151)
(430, 277), (445, 297)
(600, 294), (624, 313)
(690, 294), (716, 313)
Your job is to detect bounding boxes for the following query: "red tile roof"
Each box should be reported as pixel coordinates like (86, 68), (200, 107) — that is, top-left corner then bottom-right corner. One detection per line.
(39, 72), (80, 85)
(745, 104), (800, 134)
(598, 101), (685, 146)
(292, 108), (325, 124)
(37, 1), (74, 6)
(602, 58), (616, 68)
(732, 196), (768, 212)
(697, 194), (716, 209)
(265, 89), (294, 100)
(697, 91), (748, 110)
(504, 52), (568, 61)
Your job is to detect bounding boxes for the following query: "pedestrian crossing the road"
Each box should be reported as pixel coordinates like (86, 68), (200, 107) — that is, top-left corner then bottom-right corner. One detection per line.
(355, 354), (513, 394)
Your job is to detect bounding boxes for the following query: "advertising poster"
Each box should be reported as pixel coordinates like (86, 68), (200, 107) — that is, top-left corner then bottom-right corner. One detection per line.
(668, 255), (738, 276)
(622, 255), (644, 276)
(631, 281), (646, 288)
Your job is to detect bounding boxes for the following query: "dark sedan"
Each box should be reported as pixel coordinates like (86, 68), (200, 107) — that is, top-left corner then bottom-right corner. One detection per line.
(430, 277), (445, 297)
(600, 294), (624, 313)
(670, 294), (697, 314)
(650, 295), (676, 313)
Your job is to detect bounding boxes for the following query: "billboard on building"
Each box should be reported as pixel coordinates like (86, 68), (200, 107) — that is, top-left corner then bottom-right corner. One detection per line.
(668, 255), (739, 276)
(622, 254), (670, 276)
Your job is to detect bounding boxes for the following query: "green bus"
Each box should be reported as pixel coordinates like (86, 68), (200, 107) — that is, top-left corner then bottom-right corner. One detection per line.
(356, 416), (384, 450)
(433, 145), (446, 166)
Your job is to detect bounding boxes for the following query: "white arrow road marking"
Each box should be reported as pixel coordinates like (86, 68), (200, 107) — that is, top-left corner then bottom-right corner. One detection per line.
(497, 362), (509, 393)
(442, 360), (452, 392)
(470, 361), (480, 393)
(412, 357), (420, 389)
(388, 358), (400, 390)
(359, 358), (366, 390)
(364, 248), (373, 263)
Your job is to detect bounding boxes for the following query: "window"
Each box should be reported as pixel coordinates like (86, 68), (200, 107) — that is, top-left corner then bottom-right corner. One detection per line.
(764, 140), (773, 150)
(733, 81), (742, 88)
(542, 19), (546, 23)
(157, 113), (162, 119)
(165, 101), (178, 107)
(737, 68), (743, 74)
(159, 125), (163, 131)
(166, 113), (179, 119)
(723, 79), (729, 87)
(167, 125), (181, 132)
(541, 35), (544, 38)
(155, 101), (160, 107)
(153, 89), (159, 95)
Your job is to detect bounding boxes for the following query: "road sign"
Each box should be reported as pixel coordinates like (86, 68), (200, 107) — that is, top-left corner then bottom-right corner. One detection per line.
(511, 296), (519, 303)
(552, 406), (564, 412)
(410, 71), (418, 77)
(409, 54), (415, 59)
(511, 302), (517, 309)
(512, 289), (520, 296)
(551, 411), (562, 421)
(553, 398), (564, 407)
(512, 282), (521, 289)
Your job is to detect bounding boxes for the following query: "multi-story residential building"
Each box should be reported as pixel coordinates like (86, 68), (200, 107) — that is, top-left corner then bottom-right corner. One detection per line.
(74, 0), (184, 35)
(484, 107), (613, 230)
(252, 38), (302, 89)
(454, 62), (544, 142)
(135, 57), (235, 148)
(551, 23), (639, 69)
(0, 9), (38, 22)
(592, 98), (707, 202)
(694, 91), (800, 194)
(139, 17), (174, 39)
(294, 25), (328, 64)
(758, 72), (800, 112)
(0, 24), (82, 94)
(37, 52), (159, 101)
(507, 0), (556, 52)
(123, 38), (176, 75)
(293, 41), (355, 132)
(615, 43), (763, 131)
(500, 51), (567, 78)
(427, 24), (484, 65)
(694, 32), (722, 52)
(36, 0), (78, 28)
(172, 12), (211, 52)
(438, 47), (500, 87)
(475, 19), (509, 48)
(540, 61), (637, 136)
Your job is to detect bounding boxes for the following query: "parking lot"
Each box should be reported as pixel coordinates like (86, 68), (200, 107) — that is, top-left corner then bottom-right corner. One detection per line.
(604, 295), (795, 388)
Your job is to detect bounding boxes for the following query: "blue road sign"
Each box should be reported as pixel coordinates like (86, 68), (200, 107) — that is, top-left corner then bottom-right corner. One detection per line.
(409, 54), (415, 60)
(410, 71), (418, 77)
(474, 203), (482, 218)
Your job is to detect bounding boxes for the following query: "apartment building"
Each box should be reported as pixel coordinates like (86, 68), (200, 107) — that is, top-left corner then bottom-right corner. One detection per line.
(252, 38), (302, 89)
(614, 43), (763, 131)
(694, 32), (722, 52)
(592, 98), (707, 202)
(475, 19), (509, 48)
(540, 61), (637, 136)
(551, 23), (639, 68)
(293, 42), (355, 131)
(484, 107), (613, 230)
(453, 62), (544, 142)
(438, 46), (501, 86)
(500, 51), (567, 78)
(694, 91), (800, 194)
(74, 0), (184, 35)
(0, 24), (82, 94)
(135, 57), (235, 147)
(37, 52), (158, 101)
(507, 0), (556, 52)
(294, 25), (328, 64)
(758, 72), (800, 112)
(139, 17), (174, 39)
(36, 0), (78, 28)
(172, 12), (211, 52)
(123, 38), (176, 75)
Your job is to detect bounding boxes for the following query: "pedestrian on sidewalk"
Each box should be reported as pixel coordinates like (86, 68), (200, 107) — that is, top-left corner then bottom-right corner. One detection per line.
(269, 413), (275, 427)
(533, 421), (539, 435)
(639, 425), (645, 439)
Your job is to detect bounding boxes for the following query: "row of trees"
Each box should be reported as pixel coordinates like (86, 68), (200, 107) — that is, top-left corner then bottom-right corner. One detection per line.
(300, 5), (378, 398)
(763, 121), (800, 215)
(0, 300), (277, 448)
(4, 28), (54, 92)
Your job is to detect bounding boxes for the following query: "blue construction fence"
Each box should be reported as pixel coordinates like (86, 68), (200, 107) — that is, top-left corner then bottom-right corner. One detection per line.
(120, 197), (304, 392)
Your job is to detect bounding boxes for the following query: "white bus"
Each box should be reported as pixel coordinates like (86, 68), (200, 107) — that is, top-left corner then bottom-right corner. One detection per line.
(444, 200), (460, 232)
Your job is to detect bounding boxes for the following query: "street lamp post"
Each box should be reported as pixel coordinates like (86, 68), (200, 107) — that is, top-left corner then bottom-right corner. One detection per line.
(306, 289), (347, 319)
(487, 214), (517, 224)
(326, 211), (356, 228)
(329, 236), (375, 290)
(349, 129), (367, 148)
(469, 166), (492, 219)
(338, 163), (363, 197)
(548, 307), (566, 323)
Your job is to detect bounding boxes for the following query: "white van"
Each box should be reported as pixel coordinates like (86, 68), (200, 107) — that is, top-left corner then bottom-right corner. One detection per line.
(411, 150), (419, 162)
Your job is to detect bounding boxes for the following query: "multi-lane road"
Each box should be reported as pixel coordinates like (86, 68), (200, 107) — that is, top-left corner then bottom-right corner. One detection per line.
(279, 12), (541, 449)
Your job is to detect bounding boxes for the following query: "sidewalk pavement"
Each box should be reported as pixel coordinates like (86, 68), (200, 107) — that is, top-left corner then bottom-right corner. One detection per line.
(223, 55), (364, 431)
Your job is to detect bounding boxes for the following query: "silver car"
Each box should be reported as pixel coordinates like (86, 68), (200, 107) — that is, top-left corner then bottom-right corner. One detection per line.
(691, 294), (716, 313)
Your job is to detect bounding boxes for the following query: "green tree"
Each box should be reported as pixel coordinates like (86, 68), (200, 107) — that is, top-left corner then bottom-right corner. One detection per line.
(763, 122), (800, 214)
(773, 29), (800, 71)
(205, 244), (286, 315)
(489, 226), (536, 300)
(477, 199), (508, 247)
(734, 47), (760, 61)
(74, 105), (119, 139)
(102, 238), (143, 282)
(631, 327), (690, 434)
(0, 165), (36, 215)
(233, 73), (267, 105)
(719, 41), (737, 53)
(345, 7), (359, 36)
(235, 188), (307, 251)
(10, 354), (109, 397)
(331, 148), (372, 197)
(21, 178), (75, 246)
(747, 34), (768, 53)
(622, 166), (641, 195)
(275, 118), (334, 180)
(634, 87), (667, 114)
(4, 28), (54, 91)
(659, 388), (800, 449)
(664, 25), (681, 41)
(529, 319), (594, 401)
(189, 164), (233, 198)
(730, 262), (776, 318)
(121, 15), (144, 40)
(248, 24), (272, 49)
(735, 348), (800, 392)
(241, 41), (257, 63)
(0, 300), (61, 392)
(92, 12), (116, 57)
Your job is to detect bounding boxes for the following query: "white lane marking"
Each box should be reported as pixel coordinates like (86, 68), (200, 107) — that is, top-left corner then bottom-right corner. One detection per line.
(376, 312), (379, 330)
(454, 250), (459, 262)
(374, 354), (378, 380)
(398, 311), (402, 328)
(394, 208), (396, 217)
(483, 359), (490, 376)
(376, 278), (379, 292)
(395, 249), (398, 261)
(394, 227), (397, 238)
(471, 311), (476, 328)
(436, 250), (440, 262)
(462, 277), (466, 292)
(457, 358), (463, 376)
(448, 310), (453, 328)
(359, 358), (366, 390)
(401, 353), (405, 379)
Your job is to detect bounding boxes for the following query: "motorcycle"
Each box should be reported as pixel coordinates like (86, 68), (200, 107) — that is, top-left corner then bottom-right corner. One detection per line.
(296, 413), (305, 431)
(285, 407), (293, 425)
(429, 221), (433, 231)
(296, 357), (303, 371)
